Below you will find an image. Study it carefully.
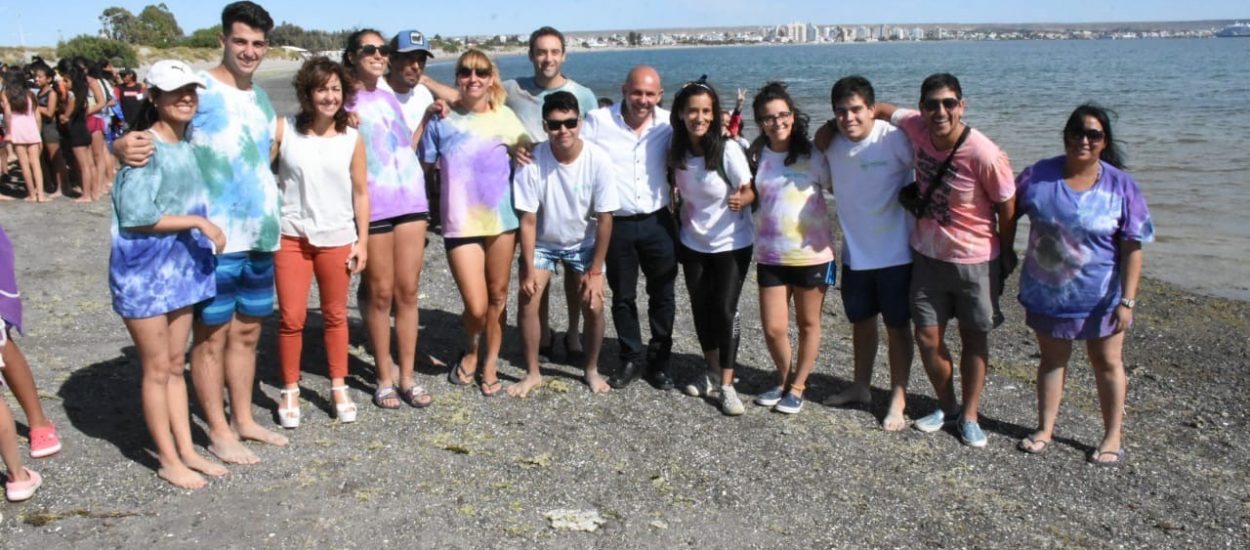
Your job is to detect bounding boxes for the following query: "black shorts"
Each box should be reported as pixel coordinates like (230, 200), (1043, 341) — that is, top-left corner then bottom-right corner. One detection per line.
(67, 115), (91, 147)
(757, 262), (836, 289)
(367, 212), (428, 235)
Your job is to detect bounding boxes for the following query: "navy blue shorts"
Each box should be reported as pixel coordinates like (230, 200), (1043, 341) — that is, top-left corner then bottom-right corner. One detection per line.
(840, 263), (911, 328)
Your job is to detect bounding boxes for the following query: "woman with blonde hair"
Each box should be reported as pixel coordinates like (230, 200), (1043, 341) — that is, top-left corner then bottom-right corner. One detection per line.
(420, 49), (529, 397)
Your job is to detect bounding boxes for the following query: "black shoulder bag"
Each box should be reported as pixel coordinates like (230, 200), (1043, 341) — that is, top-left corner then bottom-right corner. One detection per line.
(898, 125), (971, 218)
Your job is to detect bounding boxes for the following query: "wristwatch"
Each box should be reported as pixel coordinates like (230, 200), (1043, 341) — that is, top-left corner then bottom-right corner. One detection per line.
(1119, 297), (1136, 309)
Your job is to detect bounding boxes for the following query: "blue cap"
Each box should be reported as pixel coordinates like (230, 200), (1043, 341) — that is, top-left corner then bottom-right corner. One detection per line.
(390, 30), (434, 58)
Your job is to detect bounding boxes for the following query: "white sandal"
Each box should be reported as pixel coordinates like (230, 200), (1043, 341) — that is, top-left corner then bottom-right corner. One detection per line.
(277, 388), (301, 429)
(332, 385), (357, 423)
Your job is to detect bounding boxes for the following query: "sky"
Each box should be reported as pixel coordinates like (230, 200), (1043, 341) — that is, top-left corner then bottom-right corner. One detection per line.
(3, 0), (1247, 48)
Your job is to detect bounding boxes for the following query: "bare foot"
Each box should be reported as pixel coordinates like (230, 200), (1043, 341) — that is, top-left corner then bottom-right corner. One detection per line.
(506, 373), (543, 398)
(47, 192), (62, 200)
(882, 409), (907, 432)
(584, 369), (611, 394)
(207, 432), (260, 465)
(0, 195), (14, 201)
(235, 422), (290, 447)
(24, 197), (36, 202)
(182, 452), (229, 477)
(157, 462), (208, 490)
(73, 197), (91, 203)
(823, 385), (871, 407)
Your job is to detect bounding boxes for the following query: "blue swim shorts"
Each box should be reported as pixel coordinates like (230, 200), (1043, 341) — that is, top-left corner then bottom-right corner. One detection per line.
(194, 251), (276, 325)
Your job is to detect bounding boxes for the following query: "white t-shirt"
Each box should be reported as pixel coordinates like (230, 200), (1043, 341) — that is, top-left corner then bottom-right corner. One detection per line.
(674, 144), (754, 253)
(277, 117), (360, 248)
(821, 120), (915, 270)
(581, 104), (672, 216)
(513, 141), (620, 250)
(377, 78), (434, 134)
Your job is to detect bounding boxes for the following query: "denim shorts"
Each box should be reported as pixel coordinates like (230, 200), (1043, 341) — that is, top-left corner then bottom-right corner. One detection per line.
(534, 244), (594, 275)
(194, 251), (276, 325)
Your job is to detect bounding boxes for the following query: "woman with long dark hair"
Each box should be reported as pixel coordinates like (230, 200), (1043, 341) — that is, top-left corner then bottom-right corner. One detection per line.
(669, 78), (755, 416)
(61, 64), (97, 202)
(342, 29), (433, 410)
(2, 68), (45, 201)
(1013, 104), (1153, 466)
(746, 82), (836, 415)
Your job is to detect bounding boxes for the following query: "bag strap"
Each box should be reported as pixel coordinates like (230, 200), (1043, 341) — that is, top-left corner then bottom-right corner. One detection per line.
(919, 125), (972, 213)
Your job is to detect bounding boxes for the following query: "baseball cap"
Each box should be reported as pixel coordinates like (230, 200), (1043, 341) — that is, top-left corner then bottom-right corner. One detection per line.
(145, 60), (206, 92)
(389, 30), (434, 58)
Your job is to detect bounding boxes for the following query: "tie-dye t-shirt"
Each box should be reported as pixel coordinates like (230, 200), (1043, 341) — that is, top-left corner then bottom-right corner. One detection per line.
(752, 149), (835, 266)
(109, 135), (217, 319)
(190, 71), (280, 254)
(347, 87), (428, 221)
(1016, 156), (1154, 318)
(892, 109), (1015, 264)
(420, 106), (530, 238)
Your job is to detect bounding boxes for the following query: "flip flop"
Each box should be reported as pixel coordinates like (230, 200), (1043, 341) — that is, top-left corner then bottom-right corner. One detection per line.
(479, 379), (503, 398)
(400, 385), (433, 408)
(372, 386), (401, 410)
(447, 353), (473, 386)
(1017, 435), (1051, 455)
(1088, 448), (1126, 467)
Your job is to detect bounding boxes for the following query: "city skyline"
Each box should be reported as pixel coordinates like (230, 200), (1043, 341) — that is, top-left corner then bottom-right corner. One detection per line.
(2, 0), (1248, 48)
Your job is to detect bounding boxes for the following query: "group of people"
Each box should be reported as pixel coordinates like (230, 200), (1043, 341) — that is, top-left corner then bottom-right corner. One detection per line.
(0, 1), (1154, 498)
(0, 56), (140, 203)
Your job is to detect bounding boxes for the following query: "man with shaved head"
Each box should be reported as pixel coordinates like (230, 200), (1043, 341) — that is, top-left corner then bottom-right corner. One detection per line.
(580, 66), (676, 390)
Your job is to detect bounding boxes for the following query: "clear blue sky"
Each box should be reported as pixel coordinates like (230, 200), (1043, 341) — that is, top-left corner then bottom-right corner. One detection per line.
(4, 0), (1247, 47)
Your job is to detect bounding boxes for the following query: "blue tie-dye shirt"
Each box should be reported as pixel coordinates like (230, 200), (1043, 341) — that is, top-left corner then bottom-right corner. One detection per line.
(109, 135), (217, 319)
(1016, 156), (1154, 318)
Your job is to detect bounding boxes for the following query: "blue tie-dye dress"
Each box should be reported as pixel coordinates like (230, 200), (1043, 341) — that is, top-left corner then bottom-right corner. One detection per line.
(109, 135), (217, 319)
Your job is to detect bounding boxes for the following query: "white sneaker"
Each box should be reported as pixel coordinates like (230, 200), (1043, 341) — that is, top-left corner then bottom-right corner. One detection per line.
(683, 374), (716, 398)
(719, 385), (745, 416)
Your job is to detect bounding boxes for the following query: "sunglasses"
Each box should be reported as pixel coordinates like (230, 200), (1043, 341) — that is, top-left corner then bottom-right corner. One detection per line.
(544, 118), (579, 131)
(456, 66), (491, 78)
(1066, 128), (1106, 143)
(357, 44), (391, 57)
(921, 97), (961, 112)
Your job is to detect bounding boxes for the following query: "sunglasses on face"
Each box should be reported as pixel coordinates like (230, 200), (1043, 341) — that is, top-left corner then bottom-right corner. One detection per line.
(544, 118), (579, 131)
(456, 66), (491, 78)
(357, 44), (391, 57)
(921, 97), (961, 112)
(1067, 128), (1106, 143)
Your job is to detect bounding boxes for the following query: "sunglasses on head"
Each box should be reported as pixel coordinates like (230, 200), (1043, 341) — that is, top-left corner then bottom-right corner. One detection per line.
(456, 66), (491, 78)
(1067, 128), (1106, 143)
(357, 44), (391, 57)
(921, 97), (960, 112)
(544, 118), (579, 131)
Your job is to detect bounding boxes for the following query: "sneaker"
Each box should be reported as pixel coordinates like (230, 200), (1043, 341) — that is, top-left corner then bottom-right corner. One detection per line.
(914, 408), (955, 433)
(683, 374), (715, 398)
(719, 385), (745, 416)
(754, 386), (784, 407)
(774, 393), (803, 414)
(959, 420), (988, 448)
(29, 424), (62, 459)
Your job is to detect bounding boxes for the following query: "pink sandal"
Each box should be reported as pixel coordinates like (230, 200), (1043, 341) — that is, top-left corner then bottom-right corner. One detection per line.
(29, 424), (62, 458)
(5, 467), (42, 502)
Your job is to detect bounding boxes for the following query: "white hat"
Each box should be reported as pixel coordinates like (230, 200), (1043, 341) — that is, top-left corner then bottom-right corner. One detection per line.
(145, 60), (206, 92)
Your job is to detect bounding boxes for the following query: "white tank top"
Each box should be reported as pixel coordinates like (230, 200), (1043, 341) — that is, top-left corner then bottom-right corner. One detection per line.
(277, 117), (360, 247)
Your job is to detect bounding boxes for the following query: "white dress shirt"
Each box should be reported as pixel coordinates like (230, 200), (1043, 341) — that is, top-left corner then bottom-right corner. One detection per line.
(581, 104), (672, 216)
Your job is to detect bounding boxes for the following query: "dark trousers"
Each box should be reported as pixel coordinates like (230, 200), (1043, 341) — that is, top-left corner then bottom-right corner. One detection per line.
(606, 210), (678, 367)
(679, 244), (753, 371)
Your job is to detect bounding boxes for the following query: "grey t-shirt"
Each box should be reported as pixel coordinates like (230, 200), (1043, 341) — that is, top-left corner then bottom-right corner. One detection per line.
(502, 76), (599, 142)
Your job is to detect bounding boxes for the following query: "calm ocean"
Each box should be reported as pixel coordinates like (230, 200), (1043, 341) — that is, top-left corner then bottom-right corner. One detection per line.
(269, 38), (1250, 301)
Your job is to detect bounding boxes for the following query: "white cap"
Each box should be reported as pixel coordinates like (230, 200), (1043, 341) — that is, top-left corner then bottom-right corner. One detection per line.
(145, 60), (206, 92)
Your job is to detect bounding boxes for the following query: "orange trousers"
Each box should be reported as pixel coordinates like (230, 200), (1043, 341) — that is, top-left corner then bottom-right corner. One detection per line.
(274, 236), (352, 385)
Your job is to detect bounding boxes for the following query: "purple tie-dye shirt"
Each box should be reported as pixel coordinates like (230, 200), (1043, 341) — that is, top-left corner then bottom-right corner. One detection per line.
(1016, 156), (1154, 318)
(347, 87), (428, 222)
(420, 106), (529, 238)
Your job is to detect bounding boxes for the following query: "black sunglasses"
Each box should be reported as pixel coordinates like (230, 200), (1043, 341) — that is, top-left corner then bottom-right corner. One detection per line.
(543, 118), (579, 131)
(456, 66), (491, 78)
(357, 44), (391, 57)
(921, 97), (961, 112)
(1066, 128), (1106, 143)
